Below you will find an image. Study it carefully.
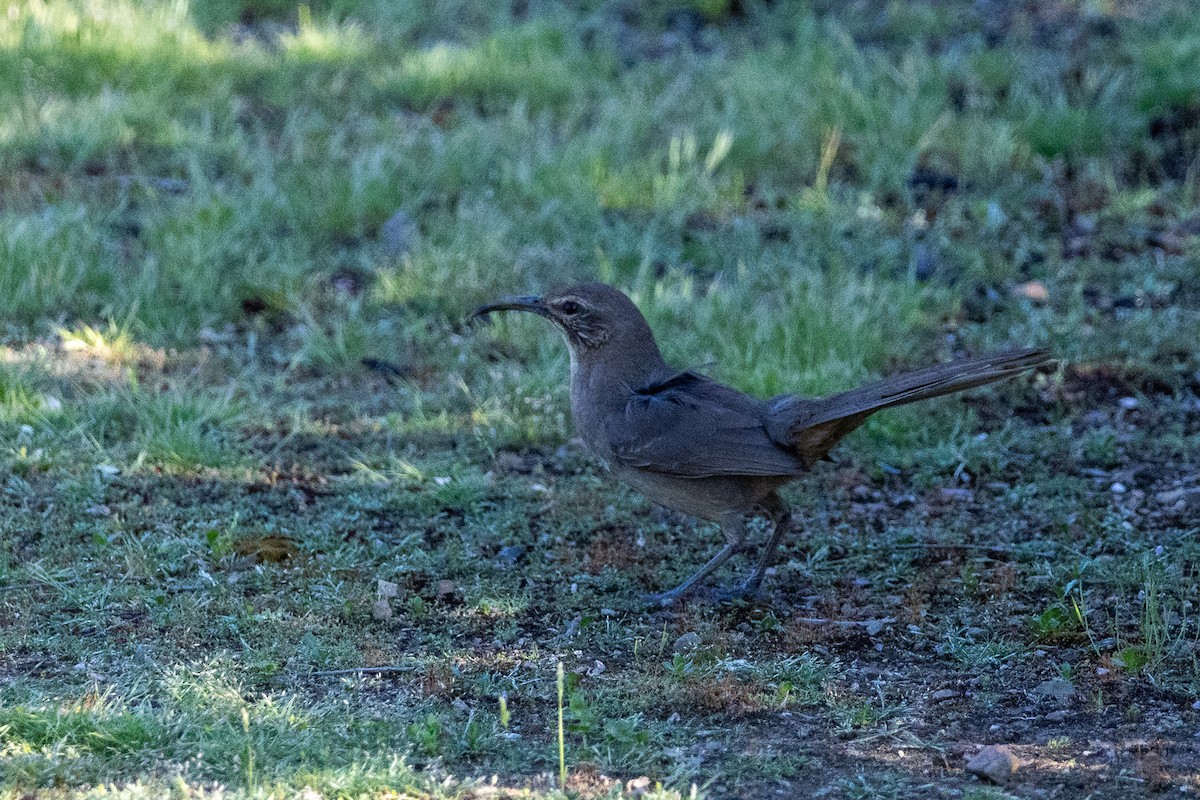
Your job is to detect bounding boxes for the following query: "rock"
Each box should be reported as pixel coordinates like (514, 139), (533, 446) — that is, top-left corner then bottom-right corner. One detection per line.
(1012, 280), (1049, 304)
(495, 545), (526, 566)
(1111, 482), (1127, 493)
(1045, 709), (1070, 722)
(892, 493), (917, 509)
(913, 245), (938, 281)
(1033, 677), (1076, 704)
(377, 579), (399, 598)
(372, 598), (393, 620)
(379, 210), (417, 257)
(1156, 487), (1200, 508)
(1118, 396), (1139, 410)
(939, 487), (975, 503)
(966, 744), (1019, 783)
(673, 632), (702, 654)
(931, 689), (961, 702)
(436, 579), (457, 598)
(863, 618), (889, 636)
(626, 776), (652, 796)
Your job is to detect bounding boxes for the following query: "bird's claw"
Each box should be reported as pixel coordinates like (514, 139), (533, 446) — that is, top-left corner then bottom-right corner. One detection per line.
(644, 590), (685, 609)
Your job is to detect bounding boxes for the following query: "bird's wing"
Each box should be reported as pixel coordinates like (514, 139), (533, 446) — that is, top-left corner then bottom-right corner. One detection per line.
(604, 372), (806, 478)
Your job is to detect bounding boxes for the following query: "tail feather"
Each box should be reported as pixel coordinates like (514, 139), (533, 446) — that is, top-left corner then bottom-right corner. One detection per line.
(768, 348), (1052, 464)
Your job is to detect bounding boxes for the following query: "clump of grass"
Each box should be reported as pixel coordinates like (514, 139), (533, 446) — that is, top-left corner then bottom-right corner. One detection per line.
(377, 22), (591, 113)
(78, 382), (244, 470)
(0, 206), (126, 325)
(589, 130), (741, 214)
(0, 363), (51, 424)
(633, 263), (940, 399)
(59, 319), (141, 366)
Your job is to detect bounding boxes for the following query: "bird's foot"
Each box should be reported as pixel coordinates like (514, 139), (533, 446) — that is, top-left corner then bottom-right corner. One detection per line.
(713, 580), (765, 604)
(644, 589), (688, 609)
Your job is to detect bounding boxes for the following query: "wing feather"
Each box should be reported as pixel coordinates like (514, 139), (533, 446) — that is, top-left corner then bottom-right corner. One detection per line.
(604, 372), (805, 479)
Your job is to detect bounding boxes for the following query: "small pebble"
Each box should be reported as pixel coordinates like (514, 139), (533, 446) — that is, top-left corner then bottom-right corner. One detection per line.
(966, 744), (1019, 784)
(1118, 396), (1139, 410)
(372, 598), (393, 620)
(494, 545), (526, 566)
(379, 209), (417, 257)
(626, 776), (652, 797)
(1033, 677), (1076, 704)
(673, 632), (702, 654)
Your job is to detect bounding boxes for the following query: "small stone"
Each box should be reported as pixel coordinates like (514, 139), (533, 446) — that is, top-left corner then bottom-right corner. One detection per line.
(95, 464), (120, 477)
(1156, 487), (1200, 508)
(1118, 396), (1139, 410)
(495, 545), (526, 566)
(1033, 677), (1076, 704)
(377, 579), (399, 598)
(914, 245), (938, 281)
(673, 632), (702, 654)
(893, 493), (916, 509)
(379, 210), (417, 257)
(1012, 280), (1049, 304)
(626, 776), (652, 796)
(436, 580), (457, 598)
(1111, 482), (1127, 494)
(966, 744), (1019, 783)
(372, 598), (393, 620)
(1046, 709), (1070, 722)
(939, 487), (974, 502)
(931, 689), (961, 702)
(85, 504), (111, 516)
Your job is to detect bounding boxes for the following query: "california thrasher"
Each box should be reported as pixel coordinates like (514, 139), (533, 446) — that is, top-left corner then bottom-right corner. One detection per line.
(472, 283), (1050, 605)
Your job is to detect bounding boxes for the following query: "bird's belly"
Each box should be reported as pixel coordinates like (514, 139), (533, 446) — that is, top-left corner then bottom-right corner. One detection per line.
(613, 465), (789, 522)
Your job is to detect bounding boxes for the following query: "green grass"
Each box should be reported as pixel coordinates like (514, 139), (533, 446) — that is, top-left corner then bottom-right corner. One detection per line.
(2, 0), (1200, 796)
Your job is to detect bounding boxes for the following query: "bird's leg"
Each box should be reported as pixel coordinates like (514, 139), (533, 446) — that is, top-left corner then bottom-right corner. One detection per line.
(648, 517), (747, 607)
(729, 497), (792, 599)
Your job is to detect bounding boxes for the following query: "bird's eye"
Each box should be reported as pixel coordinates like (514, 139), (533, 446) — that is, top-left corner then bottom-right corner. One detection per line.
(560, 300), (582, 315)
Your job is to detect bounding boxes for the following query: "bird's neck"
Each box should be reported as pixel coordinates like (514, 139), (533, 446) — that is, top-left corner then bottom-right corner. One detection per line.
(569, 335), (671, 426)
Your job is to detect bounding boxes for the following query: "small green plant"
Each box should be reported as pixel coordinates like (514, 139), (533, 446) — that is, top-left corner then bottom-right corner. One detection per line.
(556, 661), (567, 789)
(406, 713), (444, 757)
(240, 706), (254, 789)
(59, 319), (141, 365)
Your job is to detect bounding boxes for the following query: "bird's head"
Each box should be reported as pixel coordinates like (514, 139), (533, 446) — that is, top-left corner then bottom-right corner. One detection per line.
(471, 283), (659, 360)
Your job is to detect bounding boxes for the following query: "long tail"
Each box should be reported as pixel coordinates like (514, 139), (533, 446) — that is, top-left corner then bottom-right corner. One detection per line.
(768, 348), (1052, 464)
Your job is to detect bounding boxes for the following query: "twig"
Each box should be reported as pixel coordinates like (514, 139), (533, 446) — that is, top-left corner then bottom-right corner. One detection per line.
(881, 543), (1058, 559)
(0, 576), (87, 592)
(305, 665), (417, 677)
(793, 616), (896, 629)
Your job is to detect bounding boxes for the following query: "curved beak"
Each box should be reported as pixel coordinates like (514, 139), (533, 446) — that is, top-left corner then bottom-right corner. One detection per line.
(469, 295), (552, 323)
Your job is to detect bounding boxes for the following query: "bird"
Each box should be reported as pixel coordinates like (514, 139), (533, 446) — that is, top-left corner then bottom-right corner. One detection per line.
(472, 282), (1051, 606)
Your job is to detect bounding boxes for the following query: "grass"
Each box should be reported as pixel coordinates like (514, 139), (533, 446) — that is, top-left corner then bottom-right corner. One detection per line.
(1, 0), (1200, 797)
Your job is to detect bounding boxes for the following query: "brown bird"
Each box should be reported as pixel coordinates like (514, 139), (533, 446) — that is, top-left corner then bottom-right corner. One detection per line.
(473, 283), (1050, 605)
